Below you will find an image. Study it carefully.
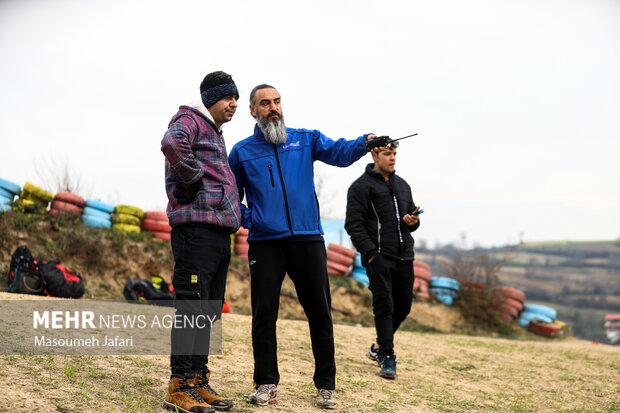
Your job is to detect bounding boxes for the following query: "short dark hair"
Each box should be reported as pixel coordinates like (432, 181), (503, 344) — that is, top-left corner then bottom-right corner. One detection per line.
(250, 84), (276, 106)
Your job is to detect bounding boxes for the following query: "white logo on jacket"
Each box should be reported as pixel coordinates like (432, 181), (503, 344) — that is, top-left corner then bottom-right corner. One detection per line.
(282, 141), (300, 149)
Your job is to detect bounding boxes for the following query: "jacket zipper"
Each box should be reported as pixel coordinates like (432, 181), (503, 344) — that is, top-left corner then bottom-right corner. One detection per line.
(387, 180), (405, 260)
(272, 145), (293, 235)
(392, 194), (404, 243)
(268, 164), (275, 187)
(370, 201), (381, 254)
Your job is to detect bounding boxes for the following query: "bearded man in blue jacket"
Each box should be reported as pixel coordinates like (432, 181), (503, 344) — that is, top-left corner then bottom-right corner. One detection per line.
(228, 84), (376, 409)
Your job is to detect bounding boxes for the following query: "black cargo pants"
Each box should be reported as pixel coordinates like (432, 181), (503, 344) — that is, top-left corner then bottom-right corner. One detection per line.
(169, 223), (231, 376)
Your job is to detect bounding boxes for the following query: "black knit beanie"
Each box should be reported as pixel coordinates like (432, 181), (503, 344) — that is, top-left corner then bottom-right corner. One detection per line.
(200, 71), (239, 108)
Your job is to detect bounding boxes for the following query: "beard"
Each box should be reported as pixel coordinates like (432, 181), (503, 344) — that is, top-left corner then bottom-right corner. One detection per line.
(257, 111), (288, 144)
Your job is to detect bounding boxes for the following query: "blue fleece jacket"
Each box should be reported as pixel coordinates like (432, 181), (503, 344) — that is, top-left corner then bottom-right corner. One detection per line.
(228, 125), (367, 241)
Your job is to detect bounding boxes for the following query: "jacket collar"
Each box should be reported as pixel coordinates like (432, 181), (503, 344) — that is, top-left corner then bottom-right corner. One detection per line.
(185, 101), (221, 133)
(253, 124), (265, 140)
(365, 163), (395, 181)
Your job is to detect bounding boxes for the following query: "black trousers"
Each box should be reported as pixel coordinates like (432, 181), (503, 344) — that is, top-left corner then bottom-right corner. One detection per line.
(365, 254), (414, 356)
(249, 240), (336, 390)
(169, 223), (231, 376)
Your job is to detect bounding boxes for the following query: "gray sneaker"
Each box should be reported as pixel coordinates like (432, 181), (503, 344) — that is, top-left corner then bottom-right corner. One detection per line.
(248, 384), (277, 405)
(316, 389), (337, 409)
(366, 343), (380, 365)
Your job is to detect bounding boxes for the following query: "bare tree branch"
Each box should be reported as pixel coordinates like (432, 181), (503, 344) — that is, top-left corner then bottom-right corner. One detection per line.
(33, 155), (91, 196)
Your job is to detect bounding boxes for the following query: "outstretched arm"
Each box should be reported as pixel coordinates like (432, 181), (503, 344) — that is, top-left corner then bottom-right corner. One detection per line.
(312, 131), (378, 166)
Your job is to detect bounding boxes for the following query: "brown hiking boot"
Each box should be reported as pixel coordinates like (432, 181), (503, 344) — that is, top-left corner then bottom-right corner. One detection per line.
(163, 376), (215, 413)
(188, 371), (234, 411)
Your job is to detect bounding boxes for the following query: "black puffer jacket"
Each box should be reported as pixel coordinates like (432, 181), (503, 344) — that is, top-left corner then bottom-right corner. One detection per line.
(345, 164), (419, 264)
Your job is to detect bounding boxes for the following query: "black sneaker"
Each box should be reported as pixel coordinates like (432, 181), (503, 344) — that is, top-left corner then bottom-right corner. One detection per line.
(379, 354), (397, 379)
(366, 344), (380, 365)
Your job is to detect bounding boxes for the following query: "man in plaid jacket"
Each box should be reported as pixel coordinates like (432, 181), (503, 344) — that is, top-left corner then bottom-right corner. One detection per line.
(160, 71), (241, 413)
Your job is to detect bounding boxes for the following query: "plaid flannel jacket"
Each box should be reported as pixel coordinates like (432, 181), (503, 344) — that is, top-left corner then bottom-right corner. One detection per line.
(161, 105), (241, 231)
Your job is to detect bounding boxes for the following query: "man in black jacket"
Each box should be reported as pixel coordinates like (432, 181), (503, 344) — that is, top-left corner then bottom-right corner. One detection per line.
(344, 142), (420, 379)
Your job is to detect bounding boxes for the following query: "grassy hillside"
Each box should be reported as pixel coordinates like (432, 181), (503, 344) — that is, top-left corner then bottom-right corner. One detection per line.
(0, 210), (516, 337)
(0, 211), (459, 334)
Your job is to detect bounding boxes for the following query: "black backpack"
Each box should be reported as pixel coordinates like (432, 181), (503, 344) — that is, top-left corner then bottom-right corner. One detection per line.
(8, 246), (44, 294)
(38, 261), (85, 299)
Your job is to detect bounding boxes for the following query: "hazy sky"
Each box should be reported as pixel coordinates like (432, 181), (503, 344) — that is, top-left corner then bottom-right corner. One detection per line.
(1, 0), (619, 247)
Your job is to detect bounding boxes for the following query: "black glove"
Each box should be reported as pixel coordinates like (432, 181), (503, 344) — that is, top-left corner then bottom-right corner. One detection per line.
(173, 180), (202, 204)
(365, 136), (391, 151)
